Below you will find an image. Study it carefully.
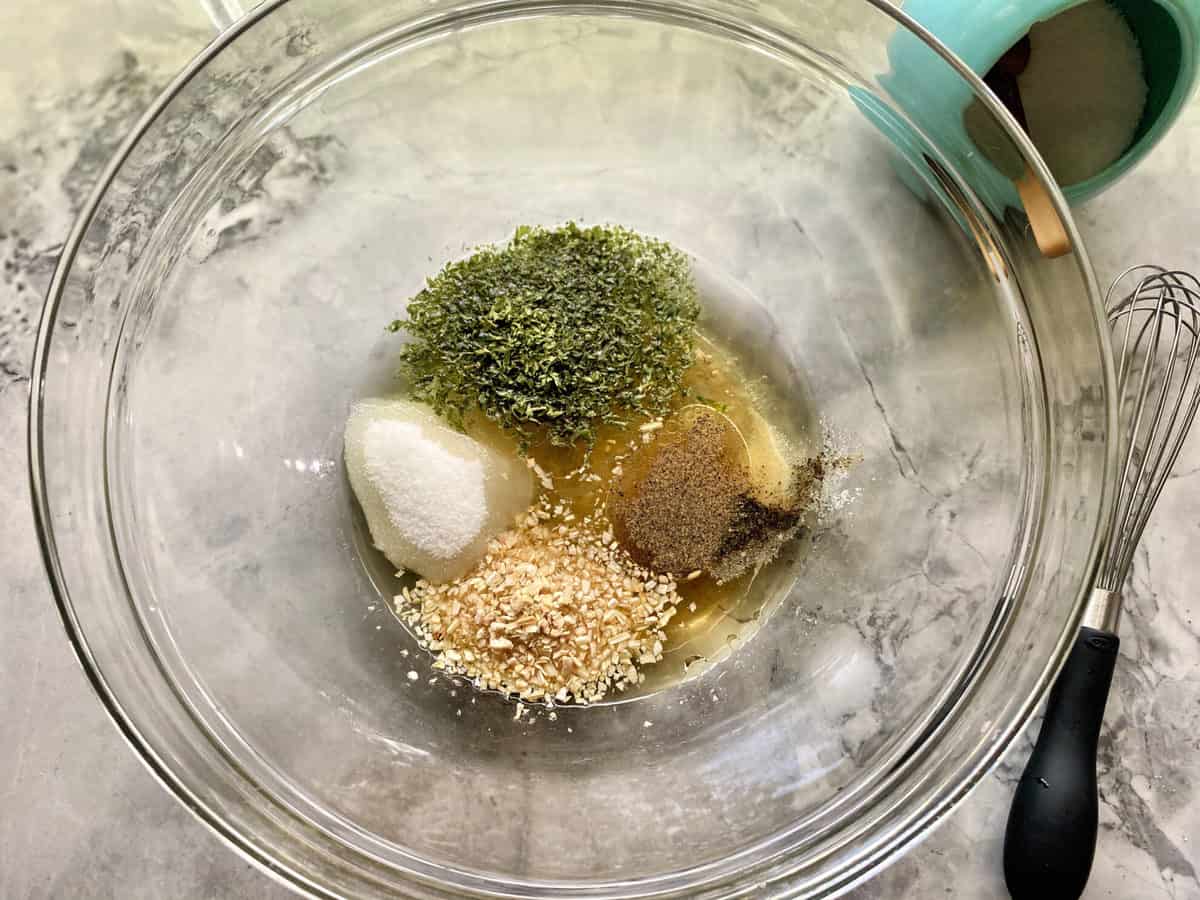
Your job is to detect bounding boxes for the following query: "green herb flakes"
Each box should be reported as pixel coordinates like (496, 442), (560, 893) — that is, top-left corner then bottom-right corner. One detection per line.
(390, 223), (700, 447)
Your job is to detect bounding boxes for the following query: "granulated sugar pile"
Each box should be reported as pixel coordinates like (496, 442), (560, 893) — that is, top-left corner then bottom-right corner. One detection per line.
(362, 418), (486, 558)
(609, 410), (747, 576)
(395, 497), (681, 703)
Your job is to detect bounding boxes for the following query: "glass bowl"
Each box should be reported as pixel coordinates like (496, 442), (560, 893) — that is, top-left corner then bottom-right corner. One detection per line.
(30, 0), (1116, 896)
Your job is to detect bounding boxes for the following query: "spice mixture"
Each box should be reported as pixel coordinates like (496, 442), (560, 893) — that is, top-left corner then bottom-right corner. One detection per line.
(345, 223), (850, 704)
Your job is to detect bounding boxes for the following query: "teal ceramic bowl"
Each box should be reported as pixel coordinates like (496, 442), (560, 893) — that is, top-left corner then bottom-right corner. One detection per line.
(893, 0), (1200, 202)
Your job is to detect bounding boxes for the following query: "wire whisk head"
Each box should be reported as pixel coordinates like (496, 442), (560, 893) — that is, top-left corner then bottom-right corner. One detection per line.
(1098, 266), (1200, 590)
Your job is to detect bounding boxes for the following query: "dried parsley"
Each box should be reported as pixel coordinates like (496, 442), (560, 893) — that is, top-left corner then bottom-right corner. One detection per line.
(390, 223), (700, 447)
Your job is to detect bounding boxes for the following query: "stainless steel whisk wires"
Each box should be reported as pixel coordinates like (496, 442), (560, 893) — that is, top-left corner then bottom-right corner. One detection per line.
(1095, 265), (1200, 598)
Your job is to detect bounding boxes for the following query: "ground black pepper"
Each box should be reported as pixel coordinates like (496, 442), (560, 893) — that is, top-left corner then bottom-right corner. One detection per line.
(609, 409), (833, 581)
(609, 409), (748, 575)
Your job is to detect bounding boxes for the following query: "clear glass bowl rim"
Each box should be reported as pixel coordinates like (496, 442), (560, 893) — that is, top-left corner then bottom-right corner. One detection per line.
(27, 0), (1118, 896)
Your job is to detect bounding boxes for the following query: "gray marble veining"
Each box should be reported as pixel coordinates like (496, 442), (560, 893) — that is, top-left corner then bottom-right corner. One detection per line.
(1, 2), (1197, 898)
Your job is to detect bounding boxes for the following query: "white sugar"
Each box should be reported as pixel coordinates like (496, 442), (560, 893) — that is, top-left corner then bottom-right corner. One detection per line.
(345, 397), (534, 583)
(1019, 1), (1147, 186)
(362, 419), (487, 559)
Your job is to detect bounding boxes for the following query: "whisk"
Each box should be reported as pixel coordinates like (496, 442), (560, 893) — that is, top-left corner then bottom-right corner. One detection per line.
(1005, 266), (1200, 900)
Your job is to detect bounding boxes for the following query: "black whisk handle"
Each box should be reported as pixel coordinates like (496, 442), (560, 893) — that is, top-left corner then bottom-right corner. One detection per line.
(1003, 626), (1120, 900)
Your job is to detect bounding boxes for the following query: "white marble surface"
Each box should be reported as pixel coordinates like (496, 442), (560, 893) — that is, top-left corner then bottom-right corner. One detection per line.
(1, 2), (1198, 898)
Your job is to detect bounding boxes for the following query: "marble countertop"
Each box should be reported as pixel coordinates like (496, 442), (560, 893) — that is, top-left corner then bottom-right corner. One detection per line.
(1, 2), (1198, 897)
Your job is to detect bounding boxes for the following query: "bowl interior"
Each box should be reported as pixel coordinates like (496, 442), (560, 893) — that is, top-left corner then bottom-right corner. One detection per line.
(34, 1), (1111, 896)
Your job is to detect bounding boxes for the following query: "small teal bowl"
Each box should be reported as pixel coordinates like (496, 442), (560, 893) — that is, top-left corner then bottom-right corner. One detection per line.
(891, 0), (1200, 203)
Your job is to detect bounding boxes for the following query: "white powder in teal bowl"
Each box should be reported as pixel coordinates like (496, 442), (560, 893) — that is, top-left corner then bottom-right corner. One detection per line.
(1019, 0), (1147, 186)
